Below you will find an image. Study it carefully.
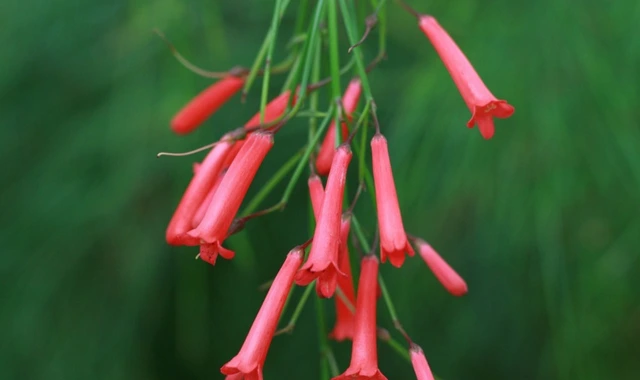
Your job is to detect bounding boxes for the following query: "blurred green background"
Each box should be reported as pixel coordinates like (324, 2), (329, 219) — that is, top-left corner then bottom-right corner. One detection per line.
(2, 0), (639, 379)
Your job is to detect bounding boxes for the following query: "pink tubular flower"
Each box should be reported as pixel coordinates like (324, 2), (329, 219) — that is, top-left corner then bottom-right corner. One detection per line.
(165, 139), (234, 246)
(308, 174), (325, 220)
(410, 344), (435, 380)
(371, 134), (414, 267)
(333, 256), (387, 380)
(416, 238), (468, 296)
(295, 145), (352, 298)
(171, 75), (244, 135)
(329, 214), (356, 341)
(191, 170), (225, 228)
(221, 248), (303, 380)
(418, 16), (514, 139)
(188, 131), (274, 265)
(316, 79), (362, 175)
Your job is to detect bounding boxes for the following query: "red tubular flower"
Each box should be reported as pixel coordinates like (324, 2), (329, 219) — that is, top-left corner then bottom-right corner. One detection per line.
(171, 75), (244, 135)
(188, 131), (274, 265)
(416, 239), (468, 296)
(418, 16), (514, 139)
(308, 174), (325, 220)
(165, 139), (234, 246)
(410, 344), (435, 380)
(295, 145), (352, 298)
(329, 214), (356, 341)
(221, 248), (303, 380)
(191, 170), (226, 228)
(371, 133), (414, 267)
(315, 79), (362, 175)
(333, 256), (387, 380)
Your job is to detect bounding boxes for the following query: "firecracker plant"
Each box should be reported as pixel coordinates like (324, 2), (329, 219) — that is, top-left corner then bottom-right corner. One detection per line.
(159, 1), (514, 379)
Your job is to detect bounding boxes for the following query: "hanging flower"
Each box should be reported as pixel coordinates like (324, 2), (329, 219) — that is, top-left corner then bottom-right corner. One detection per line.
(171, 75), (244, 135)
(333, 256), (387, 380)
(188, 131), (274, 265)
(410, 344), (435, 380)
(295, 145), (351, 298)
(316, 79), (362, 175)
(416, 238), (467, 296)
(166, 139), (234, 246)
(419, 16), (514, 139)
(221, 247), (303, 380)
(329, 214), (356, 341)
(371, 133), (414, 267)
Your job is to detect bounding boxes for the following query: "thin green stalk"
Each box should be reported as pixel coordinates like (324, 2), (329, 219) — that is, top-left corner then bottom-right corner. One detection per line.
(377, 272), (399, 323)
(338, 0), (374, 99)
(297, 0), (327, 105)
(276, 281), (315, 334)
(309, 28), (322, 141)
(382, 336), (411, 362)
(294, 0), (310, 38)
(242, 149), (304, 216)
(370, 0), (388, 57)
(280, 105), (335, 205)
(315, 296), (334, 380)
(327, 0), (342, 100)
(243, 1), (290, 99)
(351, 214), (371, 252)
(260, 0), (287, 123)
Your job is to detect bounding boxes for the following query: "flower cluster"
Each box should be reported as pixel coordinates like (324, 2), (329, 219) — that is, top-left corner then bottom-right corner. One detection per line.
(162, 2), (513, 379)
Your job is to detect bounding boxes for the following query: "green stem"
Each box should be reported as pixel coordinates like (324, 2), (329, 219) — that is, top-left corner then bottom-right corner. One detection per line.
(260, 0), (286, 123)
(327, 0), (342, 100)
(382, 335), (411, 362)
(276, 281), (315, 334)
(350, 214), (371, 252)
(370, 0), (388, 56)
(338, 0), (374, 100)
(241, 149), (304, 216)
(315, 296), (333, 380)
(279, 105), (335, 205)
(377, 273), (399, 323)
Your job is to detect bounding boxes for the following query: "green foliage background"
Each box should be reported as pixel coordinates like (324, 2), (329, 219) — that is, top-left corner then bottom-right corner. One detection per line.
(2, 1), (639, 379)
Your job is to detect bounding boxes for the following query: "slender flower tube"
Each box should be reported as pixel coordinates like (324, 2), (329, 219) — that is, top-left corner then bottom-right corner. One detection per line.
(333, 256), (387, 380)
(308, 174), (325, 220)
(188, 131), (274, 265)
(191, 170), (226, 228)
(171, 75), (244, 135)
(416, 238), (468, 296)
(419, 16), (514, 139)
(165, 139), (234, 246)
(329, 214), (356, 341)
(371, 134), (414, 267)
(295, 145), (352, 297)
(221, 248), (303, 380)
(410, 344), (435, 380)
(316, 79), (362, 175)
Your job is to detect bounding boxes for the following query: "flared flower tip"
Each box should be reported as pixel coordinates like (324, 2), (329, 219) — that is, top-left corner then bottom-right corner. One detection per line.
(468, 100), (515, 139)
(410, 344), (435, 380)
(416, 239), (467, 296)
(332, 368), (388, 380)
(199, 241), (235, 266)
(171, 75), (244, 135)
